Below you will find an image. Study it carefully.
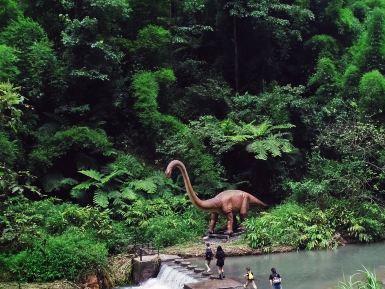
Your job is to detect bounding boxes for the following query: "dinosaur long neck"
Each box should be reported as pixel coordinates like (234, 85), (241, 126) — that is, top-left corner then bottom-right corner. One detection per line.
(172, 161), (208, 210)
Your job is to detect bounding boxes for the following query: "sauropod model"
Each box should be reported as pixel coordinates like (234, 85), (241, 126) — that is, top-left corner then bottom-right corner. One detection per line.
(165, 160), (267, 235)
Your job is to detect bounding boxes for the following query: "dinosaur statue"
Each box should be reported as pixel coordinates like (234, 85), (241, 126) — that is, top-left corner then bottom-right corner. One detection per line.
(165, 160), (268, 235)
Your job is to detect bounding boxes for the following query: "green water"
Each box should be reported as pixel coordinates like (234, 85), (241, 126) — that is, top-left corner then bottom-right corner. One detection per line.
(188, 242), (385, 289)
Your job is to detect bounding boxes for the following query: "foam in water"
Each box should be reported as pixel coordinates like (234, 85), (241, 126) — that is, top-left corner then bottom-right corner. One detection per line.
(119, 264), (199, 289)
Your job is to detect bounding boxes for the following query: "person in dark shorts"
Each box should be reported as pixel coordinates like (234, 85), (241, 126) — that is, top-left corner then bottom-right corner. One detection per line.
(269, 268), (282, 289)
(215, 245), (225, 279)
(243, 267), (257, 289)
(204, 243), (213, 272)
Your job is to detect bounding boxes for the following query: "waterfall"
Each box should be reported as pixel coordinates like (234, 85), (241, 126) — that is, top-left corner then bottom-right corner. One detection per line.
(119, 264), (199, 289)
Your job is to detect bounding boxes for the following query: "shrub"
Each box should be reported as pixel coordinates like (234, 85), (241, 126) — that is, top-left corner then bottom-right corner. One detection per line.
(0, 0), (21, 27)
(327, 200), (385, 242)
(0, 16), (47, 50)
(29, 126), (113, 173)
(0, 197), (121, 253)
(0, 45), (19, 82)
(359, 70), (385, 116)
(4, 229), (107, 282)
(122, 195), (206, 247)
(244, 202), (337, 251)
(305, 34), (339, 59)
(144, 208), (206, 248)
(0, 82), (24, 129)
(308, 57), (341, 102)
(0, 132), (18, 166)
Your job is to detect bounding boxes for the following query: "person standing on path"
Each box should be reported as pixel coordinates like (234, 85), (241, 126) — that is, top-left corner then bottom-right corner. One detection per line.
(204, 243), (213, 272)
(215, 245), (226, 279)
(243, 267), (257, 289)
(269, 268), (282, 289)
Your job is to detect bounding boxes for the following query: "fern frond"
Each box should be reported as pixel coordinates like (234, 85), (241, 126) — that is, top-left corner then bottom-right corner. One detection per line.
(247, 142), (268, 160)
(121, 187), (138, 200)
(43, 174), (78, 193)
(228, 134), (252, 142)
(93, 191), (109, 208)
(251, 121), (271, 136)
(71, 180), (93, 197)
(270, 123), (295, 131)
(281, 139), (294, 153)
(101, 170), (125, 184)
(131, 178), (157, 194)
(79, 169), (103, 181)
(264, 136), (282, 157)
(108, 190), (121, 199)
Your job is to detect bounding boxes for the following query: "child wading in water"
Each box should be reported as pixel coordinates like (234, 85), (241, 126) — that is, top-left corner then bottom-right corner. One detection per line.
(204, 243), (213, 272)
(215, 246), (225, 279)
(244, 267), (257, 289)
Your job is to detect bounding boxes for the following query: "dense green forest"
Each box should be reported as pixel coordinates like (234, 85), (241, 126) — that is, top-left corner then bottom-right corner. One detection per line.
(1, 0), (385, 284)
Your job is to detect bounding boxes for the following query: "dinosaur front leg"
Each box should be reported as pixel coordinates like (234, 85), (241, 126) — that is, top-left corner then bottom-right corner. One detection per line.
(208, 212), (218, 234)
(225, 212), (234, 235)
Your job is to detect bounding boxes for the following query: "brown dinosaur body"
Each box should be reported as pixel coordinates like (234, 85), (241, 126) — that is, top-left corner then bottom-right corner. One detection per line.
(165, 160), (268, 235)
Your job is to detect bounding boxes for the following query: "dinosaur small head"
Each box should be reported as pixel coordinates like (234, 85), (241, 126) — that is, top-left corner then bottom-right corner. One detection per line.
(165, 167), (172, 178)
(165, 160), (181, 178)
(165, 161), (174, 178)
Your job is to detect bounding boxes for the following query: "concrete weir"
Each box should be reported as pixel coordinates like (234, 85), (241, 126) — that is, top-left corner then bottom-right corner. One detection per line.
(132, 254), (179, 284)
(131, 254), (243, 289)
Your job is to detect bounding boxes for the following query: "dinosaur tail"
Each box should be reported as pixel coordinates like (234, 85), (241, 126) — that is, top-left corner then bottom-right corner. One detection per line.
(248, 193), (268, 207)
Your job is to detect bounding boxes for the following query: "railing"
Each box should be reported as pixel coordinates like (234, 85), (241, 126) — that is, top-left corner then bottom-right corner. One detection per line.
(132, 242), (160, 261)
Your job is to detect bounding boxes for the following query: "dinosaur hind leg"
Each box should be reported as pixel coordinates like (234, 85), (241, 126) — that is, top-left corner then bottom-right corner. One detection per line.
(208, 212), (218, 234)
(225, 212), (234, 235)
(239, 197), (249, 231)
(233, 214), (239, 230)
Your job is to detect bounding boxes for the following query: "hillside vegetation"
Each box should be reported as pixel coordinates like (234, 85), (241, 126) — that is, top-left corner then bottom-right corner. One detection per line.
(1, 0), (385, 283)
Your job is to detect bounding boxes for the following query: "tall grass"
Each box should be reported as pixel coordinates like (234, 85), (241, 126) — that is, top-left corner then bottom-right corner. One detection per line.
(338, 268), (384, 289)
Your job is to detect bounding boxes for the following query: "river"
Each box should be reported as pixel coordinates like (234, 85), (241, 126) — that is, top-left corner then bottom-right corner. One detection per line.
(188, 242), (385, 289)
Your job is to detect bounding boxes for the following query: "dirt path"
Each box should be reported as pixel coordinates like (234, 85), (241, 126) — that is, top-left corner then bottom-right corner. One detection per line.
(162, 240), (295, 258)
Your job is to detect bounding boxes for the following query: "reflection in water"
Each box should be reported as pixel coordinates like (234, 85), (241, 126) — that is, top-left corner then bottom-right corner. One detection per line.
(188, 242), (385, 289)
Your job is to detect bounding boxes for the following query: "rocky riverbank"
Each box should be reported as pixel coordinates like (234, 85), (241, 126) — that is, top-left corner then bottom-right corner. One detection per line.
(0, 281), (78, 289)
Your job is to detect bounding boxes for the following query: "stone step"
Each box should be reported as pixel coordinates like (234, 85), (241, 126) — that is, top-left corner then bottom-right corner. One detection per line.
(184, 278), (243, 289)
(194, 267), (205, 273)
(210, 275), (219, 280)
(174, 259), (183, 264)
(187, 264), (197, 270)
(181, 261), (191, 267)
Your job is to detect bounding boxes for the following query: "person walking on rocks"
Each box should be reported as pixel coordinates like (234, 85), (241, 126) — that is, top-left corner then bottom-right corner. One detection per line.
(204, 243), (213, 272)
(215, 245), (225, 279)
(243, 267), (257, 289)
(269, 268), (282, 289)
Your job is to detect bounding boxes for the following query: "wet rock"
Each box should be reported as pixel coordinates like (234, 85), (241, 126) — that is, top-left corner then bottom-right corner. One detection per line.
(108, 253), (133, 287)
(82, 275), (99, 289)
(194, 268), (205, 273)
(181, 262), (191, 267)
(184, 278), (243, 289)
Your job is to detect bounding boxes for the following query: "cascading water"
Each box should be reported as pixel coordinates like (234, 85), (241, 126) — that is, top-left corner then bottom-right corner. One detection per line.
(119, 264), (199, 289)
